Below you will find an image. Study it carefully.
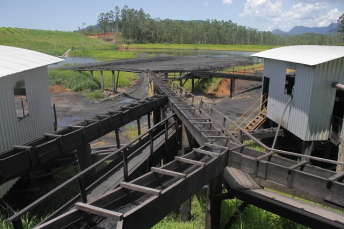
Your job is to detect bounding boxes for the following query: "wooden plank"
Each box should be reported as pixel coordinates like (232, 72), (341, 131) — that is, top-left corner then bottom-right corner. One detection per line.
(208, 136), (230, 139)
(193, 148), (219, 157)
(151, 167), (186, 179)
(74, 202), (123, 220)
(288, 160), (309, 172)
(327, 170), (344, 182)
(224, 167), (262, 190)
(120, 182), (161, 196)
(175, 156), (205, 167)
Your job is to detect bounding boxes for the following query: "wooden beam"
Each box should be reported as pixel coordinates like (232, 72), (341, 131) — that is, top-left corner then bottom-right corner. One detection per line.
(120, 182), (161, 196)
(100, 71), (104, 91)
(151, 167), (186, 179)
(75, 202), (123, 220)
(175, 156), (205, 167)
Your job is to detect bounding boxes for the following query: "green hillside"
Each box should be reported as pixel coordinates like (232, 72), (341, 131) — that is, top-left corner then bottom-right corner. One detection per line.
(0, 27), (126, 57)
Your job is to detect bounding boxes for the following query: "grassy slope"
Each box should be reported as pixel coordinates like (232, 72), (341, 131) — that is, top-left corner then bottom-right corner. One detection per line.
(0, 27), (137, 59)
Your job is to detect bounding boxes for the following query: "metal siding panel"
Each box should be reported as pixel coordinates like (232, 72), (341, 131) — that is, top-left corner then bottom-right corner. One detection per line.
(265, 59), (312, 140)
(287, 64), (313, 140)
(0, 67), (54, 197)
(0, 67), (54, 153)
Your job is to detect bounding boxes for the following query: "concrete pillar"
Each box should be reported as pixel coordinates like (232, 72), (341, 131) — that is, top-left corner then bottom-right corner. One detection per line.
(205, 172), (223, 229)
(76, 144), (94, 187)
(230, 79), (235, 98)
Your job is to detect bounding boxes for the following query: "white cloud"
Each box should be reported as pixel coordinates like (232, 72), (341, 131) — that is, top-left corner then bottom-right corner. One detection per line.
(239, 0), (283, 21)
(204, 2), (209, 6)
(240, 0), (343, 31)
(222, 0), (233, 4)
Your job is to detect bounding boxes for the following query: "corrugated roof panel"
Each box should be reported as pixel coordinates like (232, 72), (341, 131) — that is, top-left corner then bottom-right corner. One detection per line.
(0, 45), (63, 78)
(252, 45), (344, 66)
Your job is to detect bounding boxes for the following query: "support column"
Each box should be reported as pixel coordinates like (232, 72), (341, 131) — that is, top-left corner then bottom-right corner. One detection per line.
(90, 71), (94, 80)
(116, 70), (120, 92)
(191, 78), (195, 94)
(100, 71), (104, 91)
(153, 108), (161, 125)
(301, 141), (314, 161)
(230, 79), (235, 98)
(205, 173), (223, 229)
(180, 124), (192, 221)
(76, 144), (94, 187)
(337, 120), (344, 172)
(112, 70), (116, 93)
(164, 72), (168, 79)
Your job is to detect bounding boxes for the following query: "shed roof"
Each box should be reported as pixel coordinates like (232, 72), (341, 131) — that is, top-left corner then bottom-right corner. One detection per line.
(252, 45), (344, 66)
(0, 45), (63, 78)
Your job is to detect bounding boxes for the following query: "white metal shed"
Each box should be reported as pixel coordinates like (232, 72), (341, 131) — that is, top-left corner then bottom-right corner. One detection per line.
(252, 45), (344, 142)
(0, 45), (63, 198)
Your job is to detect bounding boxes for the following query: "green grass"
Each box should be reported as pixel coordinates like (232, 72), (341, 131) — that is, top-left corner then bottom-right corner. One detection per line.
(244, 140), (266, 152)
(48, 70), (138, 92)
(153, 189), (306, 229)
(0, 27), (115, 56)
(123, 44), (278, 52)
(49, 70), (99, 91)
(86, 90), (105, 100)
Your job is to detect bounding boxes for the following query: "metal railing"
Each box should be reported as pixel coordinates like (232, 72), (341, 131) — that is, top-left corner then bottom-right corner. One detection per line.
(7, 114), (178, 228)
(167, 79), (344, 168)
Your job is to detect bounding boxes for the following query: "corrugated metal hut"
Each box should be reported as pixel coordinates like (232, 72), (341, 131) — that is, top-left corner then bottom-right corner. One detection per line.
(0, 45), (63, 198)
(253, 45), (344, 145)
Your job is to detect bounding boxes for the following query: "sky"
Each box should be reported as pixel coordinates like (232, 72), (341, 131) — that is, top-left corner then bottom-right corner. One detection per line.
(0, 0), (343, 32)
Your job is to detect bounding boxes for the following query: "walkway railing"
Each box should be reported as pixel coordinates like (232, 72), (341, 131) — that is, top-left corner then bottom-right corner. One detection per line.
(167, 79), (344, 168)
(7, 114), (178, 228)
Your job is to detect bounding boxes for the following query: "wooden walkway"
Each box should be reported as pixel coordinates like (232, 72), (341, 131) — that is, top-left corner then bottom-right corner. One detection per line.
(5, 72), (344, 229)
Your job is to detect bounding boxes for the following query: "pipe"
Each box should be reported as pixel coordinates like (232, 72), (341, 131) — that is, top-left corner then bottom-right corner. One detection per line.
(332, 82), (344, 91)
(272, 93), (293, 149)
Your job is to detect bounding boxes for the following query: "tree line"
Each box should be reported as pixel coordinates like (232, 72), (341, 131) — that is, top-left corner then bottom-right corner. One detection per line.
(93, 6), (343, 46)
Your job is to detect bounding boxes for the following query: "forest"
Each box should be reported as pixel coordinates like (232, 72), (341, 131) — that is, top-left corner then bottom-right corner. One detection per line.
(90, 6), (344, 46)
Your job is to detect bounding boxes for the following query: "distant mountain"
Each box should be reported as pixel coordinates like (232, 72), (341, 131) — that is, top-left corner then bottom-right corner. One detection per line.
(272, 23), (338, 35)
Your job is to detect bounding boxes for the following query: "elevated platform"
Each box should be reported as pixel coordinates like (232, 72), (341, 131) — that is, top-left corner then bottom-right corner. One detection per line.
(224, 167), (344, 229)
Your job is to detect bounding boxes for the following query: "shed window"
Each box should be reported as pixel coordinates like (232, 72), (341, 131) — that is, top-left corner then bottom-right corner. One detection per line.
(285, 68), (296, 95)
(13, 80), (29, 120)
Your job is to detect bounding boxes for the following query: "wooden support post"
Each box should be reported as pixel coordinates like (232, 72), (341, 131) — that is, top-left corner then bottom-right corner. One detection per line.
(164, 72), (168, 79)
(180, 71), (182, 87)
(223, 202), (249, 229)
(147, 113), (151, 129)
(76, 144), (94, 187)
(100, 71), (104, 91)
(137, 119), (141, 140)
(180, 124), (192, 221)
(337, 119), (344, 172)
(116, 70), (120, 91)
(90, 71), (94, 80)
(205, 172), (223, 229)
(115, 129), (121, 149)
(192, 78), (195, 93)
(301, 141), (314, 162)
(112, 70), (116, 93)
(230, 79), (235, 98)
(153, 108), (161, 125)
